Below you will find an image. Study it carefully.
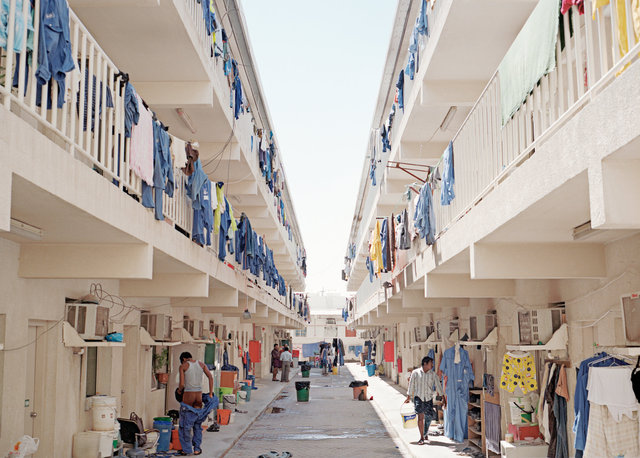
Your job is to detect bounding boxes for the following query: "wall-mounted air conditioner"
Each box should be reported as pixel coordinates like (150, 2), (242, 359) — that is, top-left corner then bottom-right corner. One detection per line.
(140, 313), (172, 341)
(436, 319), (458, 340)
(66, 303), (109, 341)
(518, 308), (565, 345)
(470, 313), (497, 341)
(183, 318), (205, 340)
(620, 292), (640, 346)
(414, 324), (435, 343)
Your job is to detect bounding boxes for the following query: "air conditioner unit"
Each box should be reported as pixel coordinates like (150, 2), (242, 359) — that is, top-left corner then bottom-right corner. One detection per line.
(66, 303), (109, 341)
(620, 292), (640, 346)
(518, 308), (565, 345)
(183, 318), (205, 339)
(470, 313), (497, 341)
(140, 313), (172, 341)
(414, 324), (435, 343)
(436, 319), (458, 340)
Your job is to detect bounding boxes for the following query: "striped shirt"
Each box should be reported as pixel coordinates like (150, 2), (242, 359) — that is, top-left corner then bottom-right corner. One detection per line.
(408, 367), (443, 401)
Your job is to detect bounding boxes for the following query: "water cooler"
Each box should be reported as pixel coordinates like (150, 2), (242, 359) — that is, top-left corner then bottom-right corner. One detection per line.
(72, 396), (118, 458)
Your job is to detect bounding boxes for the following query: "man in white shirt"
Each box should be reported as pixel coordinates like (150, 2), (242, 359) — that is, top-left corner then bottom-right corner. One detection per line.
(405, 356), (445, 445)
(279, 346), (293, 382)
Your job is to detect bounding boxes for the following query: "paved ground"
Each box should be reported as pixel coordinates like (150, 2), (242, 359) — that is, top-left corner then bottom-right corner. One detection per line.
(223, 366), (403, 458)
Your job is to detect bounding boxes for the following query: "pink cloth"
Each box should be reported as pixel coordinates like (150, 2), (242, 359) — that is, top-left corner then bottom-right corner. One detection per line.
(129, 94), (154, 186)
(561, 0), (584, 15)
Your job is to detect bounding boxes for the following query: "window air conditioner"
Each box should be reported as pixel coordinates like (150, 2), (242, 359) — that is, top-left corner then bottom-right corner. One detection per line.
(66, 303), (109, 341)
(414, 324), (435, 343)
(620, 292), (640, 346)
(140, 313), (172, 341)
(470, 313), (497, 341)
(518, 308), (565, 345)
(184, 318), (205, 339)
(436, 319), (458, 340)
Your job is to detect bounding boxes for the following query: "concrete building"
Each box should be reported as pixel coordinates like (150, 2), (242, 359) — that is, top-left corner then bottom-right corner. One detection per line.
(0, 0), (306, 456)
(344, 0), (640, 456)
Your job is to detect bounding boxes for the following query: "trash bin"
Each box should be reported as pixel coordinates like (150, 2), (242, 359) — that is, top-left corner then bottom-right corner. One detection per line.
(152, 419), (172, 452)
(366, 364), (376, 377)
(302, 369), (310, 378)
(295, 381), (310, 402)
(349, 381), (369, 400)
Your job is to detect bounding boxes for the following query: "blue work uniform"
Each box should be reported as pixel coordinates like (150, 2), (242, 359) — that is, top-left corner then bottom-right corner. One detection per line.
(142, 121), (174, 221)
(441, 141), (455, 206)
(440, 346), (474, 443)
(179, 393), (218, 455)
(414, 182), (436, 245)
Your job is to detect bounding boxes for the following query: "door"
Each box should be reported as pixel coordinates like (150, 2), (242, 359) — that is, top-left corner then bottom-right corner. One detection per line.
(23, 325), (37, 436)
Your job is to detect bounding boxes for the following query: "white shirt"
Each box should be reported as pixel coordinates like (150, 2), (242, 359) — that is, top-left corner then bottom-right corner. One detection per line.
(280, 351), (293, 362)
(408, 367), (443, 401)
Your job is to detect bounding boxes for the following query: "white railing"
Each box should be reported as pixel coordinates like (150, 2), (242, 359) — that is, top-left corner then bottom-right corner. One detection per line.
(434, 0), (640, 236)
(162, 168), (193, 235)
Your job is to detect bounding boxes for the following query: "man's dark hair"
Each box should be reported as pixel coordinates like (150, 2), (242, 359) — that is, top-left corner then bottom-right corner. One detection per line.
(274, 343), (278, 348)
(283, 346), (289, 351)
(421, 356), (433, 367)
(180, 352), (192, 363)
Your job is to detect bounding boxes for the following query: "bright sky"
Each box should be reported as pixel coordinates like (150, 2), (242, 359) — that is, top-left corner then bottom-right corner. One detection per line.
(241, 0), (398, 294)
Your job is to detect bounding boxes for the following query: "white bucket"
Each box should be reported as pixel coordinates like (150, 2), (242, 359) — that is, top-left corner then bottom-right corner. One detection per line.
(237, 390), (247, 403)
(90, 396), (117, 431)
(400, 404), (418, 429)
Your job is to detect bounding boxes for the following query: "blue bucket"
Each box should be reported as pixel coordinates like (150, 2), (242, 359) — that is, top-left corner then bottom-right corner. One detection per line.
(366, 364), (376, 377)
(153, 420), (172, 452)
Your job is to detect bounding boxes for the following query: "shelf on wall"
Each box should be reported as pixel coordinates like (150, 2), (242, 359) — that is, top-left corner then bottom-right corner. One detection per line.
(410, 332), (438, 347)
(612, 346), (640, 356)
(139, 327), (181, 347)
(63, 322), (126, 348)
(460, 328), (498, 347)
(506, 324), (568, 351)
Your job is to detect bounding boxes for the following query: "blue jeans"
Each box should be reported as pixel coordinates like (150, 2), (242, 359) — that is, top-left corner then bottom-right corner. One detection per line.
(179, 393), (217, 454)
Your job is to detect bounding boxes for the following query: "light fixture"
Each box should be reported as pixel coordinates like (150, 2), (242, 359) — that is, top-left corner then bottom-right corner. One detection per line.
(10, 218), (43, 241)
(176, 108), (197, 134)
(242, 309), (251, 319)
(440, 106), (458, 131)
(572, 221), (598, 241)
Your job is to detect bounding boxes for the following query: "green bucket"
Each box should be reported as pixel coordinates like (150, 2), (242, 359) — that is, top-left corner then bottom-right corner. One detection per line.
(296, 388), (310, 402)
(302, 370), (310, 378)
(153, 416), (171, 423)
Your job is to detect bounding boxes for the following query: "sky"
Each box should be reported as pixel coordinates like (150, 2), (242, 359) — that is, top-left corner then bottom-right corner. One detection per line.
(241, 0), (398, 294)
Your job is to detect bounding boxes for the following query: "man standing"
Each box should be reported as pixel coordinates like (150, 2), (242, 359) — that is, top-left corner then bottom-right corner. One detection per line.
(279, 346), (293, 382)
(271, 343), (281, 381)
(405, 356), (445, 445)
(177, 352), (215, 455)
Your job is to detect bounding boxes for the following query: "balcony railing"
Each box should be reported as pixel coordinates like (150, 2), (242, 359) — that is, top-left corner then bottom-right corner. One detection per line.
(434, 0), (640, 236)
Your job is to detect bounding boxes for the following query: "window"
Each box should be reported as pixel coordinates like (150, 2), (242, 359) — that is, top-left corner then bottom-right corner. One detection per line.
(325, 318), (336, 325)
(295, 329), (307, 337)
(86, 347), (97, 397)
(151, 346), (169, 390)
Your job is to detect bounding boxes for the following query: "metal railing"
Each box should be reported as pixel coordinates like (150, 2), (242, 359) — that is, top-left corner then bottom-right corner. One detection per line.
(434, 0), (640, 236)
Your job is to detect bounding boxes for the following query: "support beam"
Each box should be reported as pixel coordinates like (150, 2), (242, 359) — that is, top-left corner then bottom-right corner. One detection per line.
(399, 141), (449, 161)
(134, 82), (214, 107)
(420, 80), (486, 107)
(425, 274), (515, 298)
(401, 289), (464, 309)
(226, 181), (257, 197)
(590, 159), (640, 229)
(120, 273), (209, 297)
(199, 142), (241, 163)
(180, 288), (238, 308)
(471, 243), (606, 279)
(19, 244), (152, 279)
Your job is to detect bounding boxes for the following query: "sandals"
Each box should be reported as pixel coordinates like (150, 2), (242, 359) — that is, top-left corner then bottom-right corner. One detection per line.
(418, 438), (425, 445)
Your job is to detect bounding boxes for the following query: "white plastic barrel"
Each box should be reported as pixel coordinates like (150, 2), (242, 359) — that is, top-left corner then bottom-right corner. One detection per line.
(90, 396), (117, 431)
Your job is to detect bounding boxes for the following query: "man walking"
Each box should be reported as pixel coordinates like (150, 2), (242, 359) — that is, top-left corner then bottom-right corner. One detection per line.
(279, 346), (293, 382)
(405, 356), (445, 445)
(271, 343), (281, 381)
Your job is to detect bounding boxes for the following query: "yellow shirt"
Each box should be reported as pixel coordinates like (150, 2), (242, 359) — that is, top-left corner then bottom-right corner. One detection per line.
(369, 220), (383, 274)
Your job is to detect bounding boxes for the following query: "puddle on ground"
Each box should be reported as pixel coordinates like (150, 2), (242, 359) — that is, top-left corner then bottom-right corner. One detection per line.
(267, 407), (285, 414)
(275, 395), (287, 400)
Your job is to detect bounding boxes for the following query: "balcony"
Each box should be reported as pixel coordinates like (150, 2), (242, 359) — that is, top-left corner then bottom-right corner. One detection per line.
(348, 0), (640, 321)
(0, 0), (305, 310)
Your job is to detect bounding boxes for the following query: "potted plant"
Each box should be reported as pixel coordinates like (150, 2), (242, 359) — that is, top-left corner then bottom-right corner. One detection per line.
(153, 348), (169, 384)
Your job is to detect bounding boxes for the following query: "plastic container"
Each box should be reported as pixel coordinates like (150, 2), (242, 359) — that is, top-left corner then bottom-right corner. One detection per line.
(366, 364), (376, 377)
(219, 387), (234, 398)
(400, 404), (418, 429)
(90, 396), (117, 431)
(223, 394), (236, 411)
(302, 370), (310, 378)
(353, 386), (367, 400)
(171, 428), (181, 450)
(237, 390), (247, 403)
(153, 420), (172, 452)
(295, 381), (310, 402)
(241, 384), (252, 402)
(365, 359), (373, 366)
(217, 409), (232, 425)
(332, 367), (338, 375)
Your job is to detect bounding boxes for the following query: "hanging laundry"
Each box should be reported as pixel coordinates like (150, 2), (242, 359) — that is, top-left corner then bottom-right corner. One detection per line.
(500, 351), (537, 394)
(592, 0), (640, 74)
(417, 0), (429, 35)
(396, 69), (405, 111)
(0, 0), (34, 53)
(201, 0), (217, 35)
(77, 63), (114, 132)
(396, 209), (411, 250)
(171, 136), (187, 169)
(414, 182), (436, 245)
(35, 0), (76, 109)
(561, 0), (585, 14)
(369, 220), (383, 274)
(440, 141), (455, 206)
(498, 0), (559, 124)
(440, 345), (474, 442)
(366, 256), (374, 283)
(187, 159), (213, 246)
(381, 125), (391, 152)
(130, 95), (155, 186)
(406, 24), (419, 81)
(380, 218), (389, 272)
(123, 82), (139, 139)
(142, 121), (174, 221)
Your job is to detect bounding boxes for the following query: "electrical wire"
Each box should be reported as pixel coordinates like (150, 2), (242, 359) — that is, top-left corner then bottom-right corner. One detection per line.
(0, 317), (66, 352)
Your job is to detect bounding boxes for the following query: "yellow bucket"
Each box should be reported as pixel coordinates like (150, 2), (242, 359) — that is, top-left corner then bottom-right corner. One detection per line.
(400, 403), (418, 429)
(332, 367), (338, 375)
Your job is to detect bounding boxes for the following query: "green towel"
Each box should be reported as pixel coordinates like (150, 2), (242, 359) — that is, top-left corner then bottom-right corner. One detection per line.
(498, 0), (560, 125)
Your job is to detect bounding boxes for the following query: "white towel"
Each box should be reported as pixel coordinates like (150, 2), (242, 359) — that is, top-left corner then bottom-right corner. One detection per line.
(588, 366), (640, 421)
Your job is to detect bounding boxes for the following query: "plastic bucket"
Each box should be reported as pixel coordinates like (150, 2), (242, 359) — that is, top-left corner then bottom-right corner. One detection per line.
(332, 367), (338, 375)
(296, 388), (310, 402)
(171, 428), (181, 450)
(90, 396), (116, 431)
(219, 387), (234, 398)
(241, 384), (252, 402)
(366, 364), (376, 377)
(302, 370), (310, 378)
(153, 420), (172, 452)
(400, 404), (418, 429)
(237, 390), (247, 403)
(217, 409), (231, 425)
(353, 386), (367, 400)
(365, 359), (373, 366)
(222, 394), (236, 411)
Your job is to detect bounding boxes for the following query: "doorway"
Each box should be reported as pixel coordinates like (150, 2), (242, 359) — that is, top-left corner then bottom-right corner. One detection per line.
(24, 322), (45, 441)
